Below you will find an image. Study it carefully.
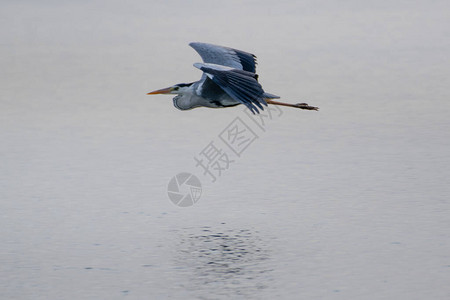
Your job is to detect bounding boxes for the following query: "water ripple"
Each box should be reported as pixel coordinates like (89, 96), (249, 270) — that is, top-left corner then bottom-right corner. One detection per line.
(175, 225), (273, 299)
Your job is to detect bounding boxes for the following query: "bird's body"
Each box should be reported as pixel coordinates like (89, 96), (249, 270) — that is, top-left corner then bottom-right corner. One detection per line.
(147, 42), (318, 113)
(171, 76), (242, 110)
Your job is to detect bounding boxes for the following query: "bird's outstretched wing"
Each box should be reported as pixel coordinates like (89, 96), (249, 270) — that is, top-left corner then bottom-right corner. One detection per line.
(194, 63), (267, 114)
(190, 42), (257, 73)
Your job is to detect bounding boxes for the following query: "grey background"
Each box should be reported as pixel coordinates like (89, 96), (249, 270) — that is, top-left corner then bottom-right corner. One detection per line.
(1, 1), (449, 299)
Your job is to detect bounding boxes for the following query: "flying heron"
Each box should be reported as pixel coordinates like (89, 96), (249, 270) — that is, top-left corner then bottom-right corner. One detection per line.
(147, 42), (318, 114)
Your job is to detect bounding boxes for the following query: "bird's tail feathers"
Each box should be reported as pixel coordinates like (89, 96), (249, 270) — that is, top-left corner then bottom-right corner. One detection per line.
(262, 92), (280, 99)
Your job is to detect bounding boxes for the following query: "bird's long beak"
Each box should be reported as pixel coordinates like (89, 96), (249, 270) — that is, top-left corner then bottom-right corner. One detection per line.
(147, 87), (173, 95)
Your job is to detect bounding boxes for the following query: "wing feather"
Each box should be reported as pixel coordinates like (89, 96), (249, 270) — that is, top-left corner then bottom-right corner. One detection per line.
(194, 63), (267, 114)
(190, 42), (257, 73)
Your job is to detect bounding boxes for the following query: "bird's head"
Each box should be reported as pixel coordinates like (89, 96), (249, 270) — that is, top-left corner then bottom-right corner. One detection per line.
(147, 82), (193, 95)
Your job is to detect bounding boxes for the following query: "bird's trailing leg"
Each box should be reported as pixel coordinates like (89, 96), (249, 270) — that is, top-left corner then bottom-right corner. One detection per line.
(265, 99), (319, 111)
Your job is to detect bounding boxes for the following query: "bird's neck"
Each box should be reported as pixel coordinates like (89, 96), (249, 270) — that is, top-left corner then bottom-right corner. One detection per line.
(173, 88), (199, 110)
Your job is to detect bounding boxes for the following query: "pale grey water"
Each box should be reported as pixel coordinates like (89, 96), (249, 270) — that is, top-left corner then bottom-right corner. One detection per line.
(1, 1), (450, 299)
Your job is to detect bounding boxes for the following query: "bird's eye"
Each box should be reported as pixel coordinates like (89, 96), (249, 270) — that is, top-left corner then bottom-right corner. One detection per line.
(173, 87), (179, 91)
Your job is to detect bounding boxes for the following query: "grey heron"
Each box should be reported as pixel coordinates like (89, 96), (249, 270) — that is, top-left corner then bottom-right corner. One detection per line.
(147, 42), (318, 114)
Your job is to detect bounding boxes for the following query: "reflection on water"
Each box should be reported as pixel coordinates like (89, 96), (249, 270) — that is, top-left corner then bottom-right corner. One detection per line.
(175, 225), (273, 299)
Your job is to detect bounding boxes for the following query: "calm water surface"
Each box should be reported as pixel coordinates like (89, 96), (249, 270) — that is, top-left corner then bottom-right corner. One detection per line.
(1, 1), (449, 299)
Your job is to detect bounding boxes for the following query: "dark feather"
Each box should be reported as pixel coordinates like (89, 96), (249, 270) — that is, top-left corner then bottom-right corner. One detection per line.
(198, 65), (267, 114)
